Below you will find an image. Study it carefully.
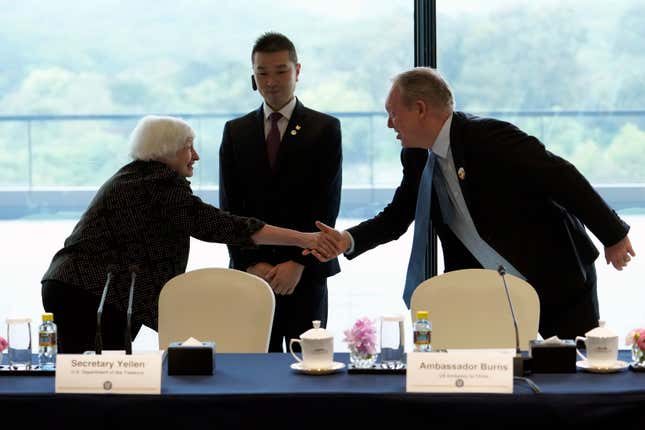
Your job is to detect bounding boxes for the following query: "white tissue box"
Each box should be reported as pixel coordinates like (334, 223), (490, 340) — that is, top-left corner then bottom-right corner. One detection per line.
(529, 339), (576, 373)
(167, 341), (216, 375)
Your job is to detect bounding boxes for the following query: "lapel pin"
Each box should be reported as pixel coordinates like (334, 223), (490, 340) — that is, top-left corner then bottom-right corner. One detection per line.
(290, 130), (297, 135)
(457, 167), (466, 180)
(295, 125), (301, 130)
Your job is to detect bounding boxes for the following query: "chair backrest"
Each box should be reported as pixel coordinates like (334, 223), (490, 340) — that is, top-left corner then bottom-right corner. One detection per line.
(158, 268), (275, 352)
(410, 269), (540, 350)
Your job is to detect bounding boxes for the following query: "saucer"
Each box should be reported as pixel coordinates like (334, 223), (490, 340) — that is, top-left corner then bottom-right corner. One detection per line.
(576, 359), (629, 373)
(290, 361), (345, 375)
(629, 361), (645, 372)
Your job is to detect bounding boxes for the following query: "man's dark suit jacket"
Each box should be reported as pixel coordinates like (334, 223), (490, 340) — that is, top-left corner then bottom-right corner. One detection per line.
(219, 99), (342, 284)
(348, 112), (629, 336)
(347, 147), (427, 255)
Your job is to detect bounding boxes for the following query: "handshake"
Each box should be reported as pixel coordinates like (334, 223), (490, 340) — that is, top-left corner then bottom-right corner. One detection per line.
(248, 221), (349, 296)
(302, 221), (351, 262)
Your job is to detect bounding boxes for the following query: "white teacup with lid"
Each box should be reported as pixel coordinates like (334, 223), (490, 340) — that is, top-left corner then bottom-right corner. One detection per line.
(289, 320), (334, 369)
(575, 320), (619, 364)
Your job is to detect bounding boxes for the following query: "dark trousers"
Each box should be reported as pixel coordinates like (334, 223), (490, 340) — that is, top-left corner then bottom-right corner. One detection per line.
(41, 280), (140, 354)
(269, 278), (328, 352)
(538, 262), (600, 340)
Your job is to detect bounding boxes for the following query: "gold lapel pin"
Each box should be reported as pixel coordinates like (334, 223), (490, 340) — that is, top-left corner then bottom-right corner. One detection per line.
(295, 125), (301, 130)
(457, 167), (466, 180)
(290, 130), (297, 135)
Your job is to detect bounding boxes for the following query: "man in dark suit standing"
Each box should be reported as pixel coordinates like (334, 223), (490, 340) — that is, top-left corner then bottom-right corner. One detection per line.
(219, 32), (342, 352)
(313, 67), (634, 339)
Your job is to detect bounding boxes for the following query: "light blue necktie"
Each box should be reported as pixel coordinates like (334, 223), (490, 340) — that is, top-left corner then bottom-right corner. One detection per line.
(433, 165), (454, 226)
(403, 152), (454, 308)
(401, 153), (439, 307)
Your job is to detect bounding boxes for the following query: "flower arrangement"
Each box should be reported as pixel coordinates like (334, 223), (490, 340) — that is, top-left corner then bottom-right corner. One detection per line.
(343, 317), (377, 366)
(625, 328), (645, 364)
(0, 336), (7, 354)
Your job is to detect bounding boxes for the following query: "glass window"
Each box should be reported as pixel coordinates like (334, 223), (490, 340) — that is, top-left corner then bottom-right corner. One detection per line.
(0, 0), (414, 351)
(438, 0), (645, 338)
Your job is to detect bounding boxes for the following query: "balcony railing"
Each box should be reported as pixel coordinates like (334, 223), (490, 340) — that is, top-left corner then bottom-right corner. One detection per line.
(1, 110), (645, 218)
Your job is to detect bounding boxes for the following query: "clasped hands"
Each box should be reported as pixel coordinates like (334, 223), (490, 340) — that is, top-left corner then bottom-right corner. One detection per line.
(249, 223), (348, 295)
(248, 261), (304, 295)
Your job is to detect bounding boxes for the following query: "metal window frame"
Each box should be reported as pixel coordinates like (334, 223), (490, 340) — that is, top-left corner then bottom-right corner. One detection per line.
(414, 0), (438, 277)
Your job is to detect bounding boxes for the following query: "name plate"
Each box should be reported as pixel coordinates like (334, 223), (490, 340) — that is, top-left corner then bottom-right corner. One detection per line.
(406, 350), (513, 393)
(55, 352), (163, 394)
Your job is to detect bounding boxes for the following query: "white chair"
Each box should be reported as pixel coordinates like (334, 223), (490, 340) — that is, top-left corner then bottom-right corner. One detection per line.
(410, 268), (540, 350)
(158, 267), (275, 352)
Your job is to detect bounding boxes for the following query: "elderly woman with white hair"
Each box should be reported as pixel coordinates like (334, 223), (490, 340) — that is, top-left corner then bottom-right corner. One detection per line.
(41, 115), (333, 353)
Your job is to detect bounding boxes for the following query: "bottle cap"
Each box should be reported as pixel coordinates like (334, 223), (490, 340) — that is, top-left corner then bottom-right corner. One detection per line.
(416, 310), (429, 320)
(42, 312), (54, 321)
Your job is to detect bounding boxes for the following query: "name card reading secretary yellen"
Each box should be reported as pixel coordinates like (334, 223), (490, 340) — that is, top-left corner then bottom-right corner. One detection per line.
(406, 350), (514, 393)
(55, 352), (163, 394)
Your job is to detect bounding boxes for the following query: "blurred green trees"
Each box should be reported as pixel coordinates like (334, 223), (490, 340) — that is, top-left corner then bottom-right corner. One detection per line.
(0, 0), (643, 187)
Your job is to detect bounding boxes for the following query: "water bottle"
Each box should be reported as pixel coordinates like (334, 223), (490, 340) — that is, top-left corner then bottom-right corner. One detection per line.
(38, 312), (57, 370)
(413, 310), (432, 352)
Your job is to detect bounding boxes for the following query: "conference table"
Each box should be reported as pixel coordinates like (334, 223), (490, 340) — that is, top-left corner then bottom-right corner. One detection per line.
(1, 351), (644, 428)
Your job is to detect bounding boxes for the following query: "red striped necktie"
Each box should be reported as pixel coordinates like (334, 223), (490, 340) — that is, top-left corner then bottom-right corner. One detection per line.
(266, 112), (282, 171)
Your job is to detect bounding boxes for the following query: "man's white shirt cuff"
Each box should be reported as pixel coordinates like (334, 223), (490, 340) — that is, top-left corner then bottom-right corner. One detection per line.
(344, 231), (356, 256)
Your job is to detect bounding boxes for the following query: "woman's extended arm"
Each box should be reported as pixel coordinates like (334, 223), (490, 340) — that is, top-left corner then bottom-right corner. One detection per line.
(251, 224), (336, 259)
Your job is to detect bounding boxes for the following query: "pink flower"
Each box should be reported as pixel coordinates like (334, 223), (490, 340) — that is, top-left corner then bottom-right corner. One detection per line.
(0, 336), (7, 353)
(638, 332), (645, 352)
(625, 328), (645, 351)
(343, 317), (377, 356)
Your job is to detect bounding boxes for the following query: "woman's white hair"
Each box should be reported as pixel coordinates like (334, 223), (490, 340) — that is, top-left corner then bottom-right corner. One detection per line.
(128, 115), (195, 161)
